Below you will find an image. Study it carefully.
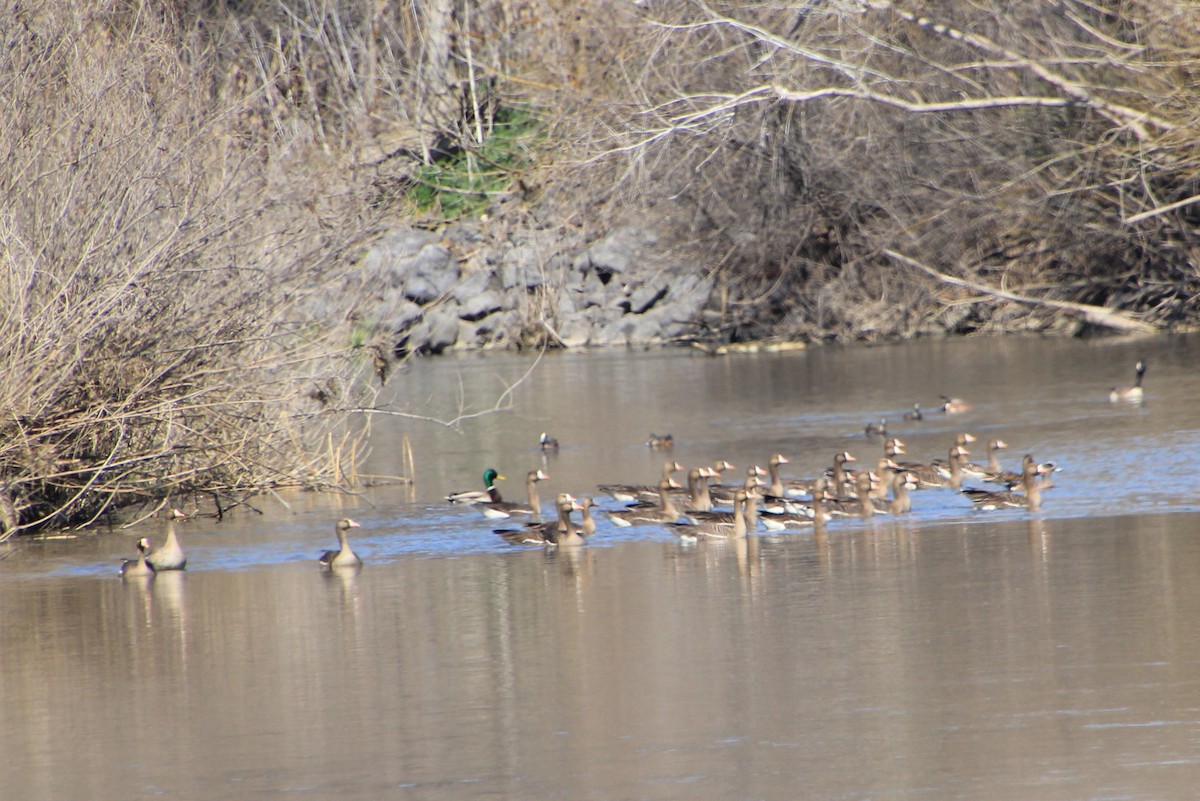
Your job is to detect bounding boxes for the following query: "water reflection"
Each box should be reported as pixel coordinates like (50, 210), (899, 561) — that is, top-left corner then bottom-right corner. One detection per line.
(5, 335), (1200, 800)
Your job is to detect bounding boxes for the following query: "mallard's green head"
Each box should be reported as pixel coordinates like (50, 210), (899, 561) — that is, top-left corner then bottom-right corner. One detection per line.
(484, 468), (505, 487)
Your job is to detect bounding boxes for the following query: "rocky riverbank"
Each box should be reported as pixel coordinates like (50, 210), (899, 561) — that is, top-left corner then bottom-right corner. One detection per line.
(343, 223), (715, 357)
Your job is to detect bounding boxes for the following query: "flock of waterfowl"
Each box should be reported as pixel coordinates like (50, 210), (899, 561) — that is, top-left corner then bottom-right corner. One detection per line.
(437, 360), (1145, 549)
(117, 361), (1145, 572)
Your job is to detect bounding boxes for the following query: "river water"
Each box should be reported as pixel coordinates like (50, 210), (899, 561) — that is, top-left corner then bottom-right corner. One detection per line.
(3, 334), (1200, 800)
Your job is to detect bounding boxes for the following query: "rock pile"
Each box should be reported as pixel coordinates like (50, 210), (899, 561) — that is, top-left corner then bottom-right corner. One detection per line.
(341, 224), (713, 357)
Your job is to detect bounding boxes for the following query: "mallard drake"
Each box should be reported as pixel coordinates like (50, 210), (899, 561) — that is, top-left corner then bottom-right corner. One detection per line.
(939, 395), (974, 414)
(606, 479), (687, 527)
(962, 455), (1047, 511)
(120, 537), (156, 578)
(146, 509), (187, 571)
(1109, 360), (1146, 402)
(446, 469), (505, 505)
(597, 459), (684, 503)
(538, 432), (560, 451)
(478, 469), (549, 520)
(319, 518), (363, 569)
(496, 493), (583, 546)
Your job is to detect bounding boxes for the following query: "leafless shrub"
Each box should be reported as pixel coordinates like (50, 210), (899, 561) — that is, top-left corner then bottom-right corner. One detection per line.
(576, 0), (1200, 339)
(0, 4), (392, 536)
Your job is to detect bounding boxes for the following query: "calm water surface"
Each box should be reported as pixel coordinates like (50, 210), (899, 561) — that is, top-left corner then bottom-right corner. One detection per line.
(4, 334), (1200, 800)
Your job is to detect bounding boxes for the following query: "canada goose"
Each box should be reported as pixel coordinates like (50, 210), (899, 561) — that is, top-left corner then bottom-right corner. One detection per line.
(146, 509), (187, 571)
(496, 493), (583, 546)
(319, 518), (362, 570)
(478, 469), (549, 520)
(539, 432), (559, 451)
(446, 469), (505, 505)
(940, 395), (974, 414)
(961, 455), (1047, 511)
(1109, 361), (1146, 402)
(120, 537), (156, 578)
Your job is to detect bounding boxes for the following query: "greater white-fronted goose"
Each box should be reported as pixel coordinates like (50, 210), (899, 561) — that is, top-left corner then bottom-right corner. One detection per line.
(319, 518), (363, 569)
(668, 489), (755, 541)
(828, 451), (858, 496)
(606, 479), (687, 527)
(146, 509), (187, 571)
(906, 444), (970, 490)
(710, 465), (767, 506)
(597, 459), (685, 503)
(888, 472), (917, 514)
(120, 537), (156, 578)
(478, 469), (549, 520)
(497, 493), (583, 546)
(764, 453), (790, 498)
(869, 457), (901, 501)
(963, 439), (1008, 480)
(687, 466), (725, 513)
(1109, 361), (1146, 402)
(765, 479), (832, 525)
(577, 496), (598, 538)
(962, 455), (1047, 511)
(940, 395), (974, 414)
(446, 468), (505, 505)
(923, 433), (977, 478)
